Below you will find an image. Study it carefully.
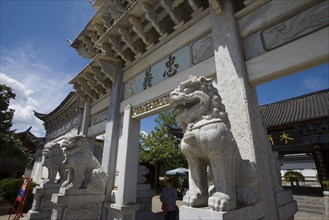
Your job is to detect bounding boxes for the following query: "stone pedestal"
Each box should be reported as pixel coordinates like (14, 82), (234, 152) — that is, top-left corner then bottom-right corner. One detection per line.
(135, 184), (156, 220)
(275, 190), (298, 220)
(50, 189), (105, 220)
(23, 183), (60, 220)
(324, 191), (329, 216)
(179, 203), (264, 220)
(105, 203), (140, 220)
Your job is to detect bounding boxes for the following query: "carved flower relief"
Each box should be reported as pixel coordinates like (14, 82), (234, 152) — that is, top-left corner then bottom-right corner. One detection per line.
(191, 34), (214, 64)
(123, 79), (135, 100)
(132, 94), (170, 118)
(92, 109), (108, 125)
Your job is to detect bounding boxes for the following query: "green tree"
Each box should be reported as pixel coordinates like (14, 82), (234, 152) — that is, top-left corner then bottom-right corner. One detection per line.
(283, 171), (305, 186)
(0, 84), (32, 166)
(140, 111), (187, 169)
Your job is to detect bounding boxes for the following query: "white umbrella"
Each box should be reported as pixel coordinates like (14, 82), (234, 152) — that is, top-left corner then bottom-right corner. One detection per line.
(166, 167), (189, 176)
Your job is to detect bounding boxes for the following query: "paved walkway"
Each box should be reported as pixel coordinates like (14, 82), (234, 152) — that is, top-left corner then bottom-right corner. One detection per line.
(1, 196), (327, 220)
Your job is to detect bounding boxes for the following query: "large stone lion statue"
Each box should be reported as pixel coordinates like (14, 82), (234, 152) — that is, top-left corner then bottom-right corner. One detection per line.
(60, 135), (107, 194)
(169, 76), (259, 211)
(42, 142), (67, 184)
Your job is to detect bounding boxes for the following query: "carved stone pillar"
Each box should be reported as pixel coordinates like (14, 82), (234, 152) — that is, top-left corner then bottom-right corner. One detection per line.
(210, 0), (296, 219)
(81, 98), (91, 136)
(101, 61), (124, 218)
(116, 104), (140, 205)
(106, 104), (140, 219)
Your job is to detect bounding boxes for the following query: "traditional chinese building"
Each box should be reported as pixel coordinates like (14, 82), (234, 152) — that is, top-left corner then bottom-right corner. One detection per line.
(33, 92), (84, 183)
(0, 127), (45, 179)
(32, 0), (329, 219)
(261, 89), (329, 187)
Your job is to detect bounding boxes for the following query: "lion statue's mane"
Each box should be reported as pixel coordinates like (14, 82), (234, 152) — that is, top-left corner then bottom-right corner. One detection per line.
(169, 76), (259, 211)
(60, 135), (107, 194)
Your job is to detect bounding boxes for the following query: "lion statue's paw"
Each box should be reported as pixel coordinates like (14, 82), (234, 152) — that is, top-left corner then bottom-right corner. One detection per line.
(208, 192), (234, 212)
(86, 168), (108, 194)
(183, 190), (208, 207)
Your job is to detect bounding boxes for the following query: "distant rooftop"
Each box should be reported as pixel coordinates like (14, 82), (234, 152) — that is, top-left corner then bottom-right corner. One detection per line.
(260, 89), (329, 128)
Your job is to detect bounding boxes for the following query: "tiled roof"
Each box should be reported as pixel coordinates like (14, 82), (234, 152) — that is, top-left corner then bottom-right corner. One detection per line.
(34, 92), (76, 120)
(260, 89), (329, 128)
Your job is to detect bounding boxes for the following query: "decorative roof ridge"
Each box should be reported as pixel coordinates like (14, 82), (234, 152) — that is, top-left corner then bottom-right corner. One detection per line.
(260, 88), (329, 128)
(95, 0), (139, 46)
(34, 92), (77, 120)
(69, 54), (120, 84)
(71, 0), (109, 48)
(260, 88), (329, 108)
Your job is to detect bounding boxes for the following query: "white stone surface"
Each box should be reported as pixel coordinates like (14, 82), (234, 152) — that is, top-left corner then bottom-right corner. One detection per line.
(179, 202), (264, 220)
(42, 142), (66, 185)
(60, 135), (107, 194)
(170, 76), (259, 211)
(24, 184), (61, 220)
(246, 27), (329, 86)
(116, 104), (140, 205)
(239, 0), (317, 38)
(123, 14), (211, 82)
(51, 194), (105, 220)
(120, 56), (216, 113)
(210, 0), (280, 218)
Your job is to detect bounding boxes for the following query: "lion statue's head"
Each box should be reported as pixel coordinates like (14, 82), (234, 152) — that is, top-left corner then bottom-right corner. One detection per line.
(170, 76), (230, 130)
(61, 135), (91, 157)
(42, 142), (64, 167)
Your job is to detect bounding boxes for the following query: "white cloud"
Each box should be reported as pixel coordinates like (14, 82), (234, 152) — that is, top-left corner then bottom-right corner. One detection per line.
(301, 75), (327, 91)
(0, 42), (75, 137)
(140, 131), (149, 137)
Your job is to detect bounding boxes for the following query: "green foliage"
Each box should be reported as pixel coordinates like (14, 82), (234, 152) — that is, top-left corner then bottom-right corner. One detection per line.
(140, 111), (187, 169)
(322, 180), (329, 190)
(0, 178), (36, 204)
(0, 85), (15, 132)
(283, 171), (305, 186)
(0, 84), (33, 166)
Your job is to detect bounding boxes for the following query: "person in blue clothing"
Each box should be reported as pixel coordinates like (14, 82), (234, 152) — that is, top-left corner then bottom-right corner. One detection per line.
(160, 178), (178, 220)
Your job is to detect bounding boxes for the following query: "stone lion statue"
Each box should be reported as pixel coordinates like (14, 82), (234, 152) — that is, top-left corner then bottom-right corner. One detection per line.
(60, 135), (107, 194)
(42, 142), (67, 184)
(169, 76), (259, 211)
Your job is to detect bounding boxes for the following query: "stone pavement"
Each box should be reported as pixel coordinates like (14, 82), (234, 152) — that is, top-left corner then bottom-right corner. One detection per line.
(1, 196), (327, 220)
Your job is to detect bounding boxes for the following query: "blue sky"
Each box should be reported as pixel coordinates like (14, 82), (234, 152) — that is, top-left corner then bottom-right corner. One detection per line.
(1, 1), (328, 136)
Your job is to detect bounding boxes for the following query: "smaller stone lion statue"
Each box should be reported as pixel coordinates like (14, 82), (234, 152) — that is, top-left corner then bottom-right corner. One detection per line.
(42, 142), (67, 184)
(170, 76), (259, 211)
(60, 135), (107, 194)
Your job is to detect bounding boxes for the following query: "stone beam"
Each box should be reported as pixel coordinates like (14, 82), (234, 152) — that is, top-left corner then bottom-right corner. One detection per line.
(95, 23), (106, 36)
(98, 59), (117, 82)
(91, 66), (108, 91)
(160, 0), (184, 29)
(108, 0), (126, 21)
(209, 0), (223, 15)
(188, 0), (204, 17)
(101, 15), (113, 29)
(141, 2), (168, 39)
(129, 16), (153, 48)
(118, 26), (140, 55)
(246, 27), (329, 86)
(109, 36), (130, 63)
